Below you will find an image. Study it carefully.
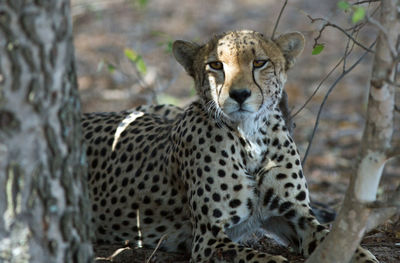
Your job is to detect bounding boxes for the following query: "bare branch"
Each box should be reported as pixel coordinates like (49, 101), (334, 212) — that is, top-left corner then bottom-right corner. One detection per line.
(302, 41), (376, 166)
(271, 0), (288, 40)
(387, 140), (400, 158)
(366, 207), (399, 232)
(353, 0), (381, 5)
(366, 187), (400, 230)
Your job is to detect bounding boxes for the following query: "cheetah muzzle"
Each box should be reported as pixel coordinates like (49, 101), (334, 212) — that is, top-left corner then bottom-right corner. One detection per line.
(82, 30), (379, 263)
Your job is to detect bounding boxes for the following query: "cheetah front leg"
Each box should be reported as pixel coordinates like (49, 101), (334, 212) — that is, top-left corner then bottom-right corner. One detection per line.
(256, 151), (378, 262)
(186, 171), (289, 263)
(190, 223), (288, 263)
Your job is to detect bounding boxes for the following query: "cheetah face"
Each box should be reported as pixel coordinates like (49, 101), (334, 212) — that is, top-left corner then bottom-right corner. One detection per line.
(173, 30), (304, 124)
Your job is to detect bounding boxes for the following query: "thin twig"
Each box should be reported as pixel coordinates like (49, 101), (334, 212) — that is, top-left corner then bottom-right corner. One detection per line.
(290, 58), (343, 120)
(308, 15), (374, 53)
(271, 0), (288, 40)
(302, 41), (376, 166)
(343, 28), (359, 72)
(345, 6), (380, 32)
(353, 0), (381, 5)
(94, 247), (131, 261)
(366, 14), (398, 57)
(145, 234), (168, 263)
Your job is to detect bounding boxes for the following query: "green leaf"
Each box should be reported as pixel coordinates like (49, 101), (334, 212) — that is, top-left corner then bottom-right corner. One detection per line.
(165, 40), (173, 53)
(136, 58), (147, 75)
(138, 0), (148, 8)
(352, 7), (365, 23)
(124, 48), (139, 63)
(312, 44), (325, 55)
(337, 1), (350, 11)
(107, 63), (116, 73)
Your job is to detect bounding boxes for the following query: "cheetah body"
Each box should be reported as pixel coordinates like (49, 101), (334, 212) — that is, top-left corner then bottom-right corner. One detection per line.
(82, 30), (378, 263)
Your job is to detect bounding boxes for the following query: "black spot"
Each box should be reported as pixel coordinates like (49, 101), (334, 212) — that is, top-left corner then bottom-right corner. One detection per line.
(263, 188), (274, 206)
(151, 185), (159, 193)
(229, 199), (241, 208)
(233, 184), (243, 192)
(296, 191), (306, 201)
(156, 225), (167, 232)
(276, 173), (287, 180)
(143, 217), (153, 224)
(121, 177), (129, 187)
(201, 205), (208, 215)
(284, 182), (295, 188)
(143, 196), (151, 204)
(212, 193), (221, 202)
(308, 240), (317, 255)
(221, 150), (229, 158)
(284, 209), (296, 219)
(246, 253), (255, 260)
(231, 215), (240, 224)
(298, 216), (306, 230)
(211, 226), (220, 237)
(270, 197), (279, 210)
(272, 124), (280, 131)
(218, 170), (226, 177)
(213, 209), (222, 218)
(279, 201), (292, 213)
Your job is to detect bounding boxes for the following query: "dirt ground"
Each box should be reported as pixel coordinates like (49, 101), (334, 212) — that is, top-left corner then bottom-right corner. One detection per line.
(71, 0), (400, 262)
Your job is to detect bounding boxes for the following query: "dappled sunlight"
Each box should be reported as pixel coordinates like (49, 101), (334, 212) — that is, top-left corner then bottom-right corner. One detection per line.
(112, 111), (144, 151)
(136, 208), (142, 248)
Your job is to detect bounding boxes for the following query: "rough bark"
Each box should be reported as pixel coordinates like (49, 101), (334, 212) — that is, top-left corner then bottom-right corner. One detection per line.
(0, 1), (93, 262)
(306, 0), (400, 262)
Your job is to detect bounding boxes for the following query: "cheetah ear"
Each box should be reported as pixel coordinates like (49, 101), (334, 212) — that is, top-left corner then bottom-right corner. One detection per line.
(275, 32), (305, 70)
(172, 40), (200, 77)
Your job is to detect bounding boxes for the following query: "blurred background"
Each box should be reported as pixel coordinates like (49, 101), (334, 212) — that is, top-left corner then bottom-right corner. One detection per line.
(71, 0), (399, 259)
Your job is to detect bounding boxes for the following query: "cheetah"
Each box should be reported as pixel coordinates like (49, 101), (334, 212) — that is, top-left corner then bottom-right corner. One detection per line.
(82, 30), (378, 262)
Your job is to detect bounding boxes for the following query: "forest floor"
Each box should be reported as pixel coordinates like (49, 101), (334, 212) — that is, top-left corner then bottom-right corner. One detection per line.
(72, 0), (400, 262)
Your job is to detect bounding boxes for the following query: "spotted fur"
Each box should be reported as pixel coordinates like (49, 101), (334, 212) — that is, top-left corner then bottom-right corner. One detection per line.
(82, 30), (378, 263)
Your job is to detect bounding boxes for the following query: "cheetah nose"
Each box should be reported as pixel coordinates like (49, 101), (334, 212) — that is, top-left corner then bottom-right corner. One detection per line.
(229, 89), (251, 105)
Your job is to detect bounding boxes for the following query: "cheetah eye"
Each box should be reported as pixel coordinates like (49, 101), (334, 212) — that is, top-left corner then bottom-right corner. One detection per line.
(208, 61), (223, 70)
(253, 60), (268, 68)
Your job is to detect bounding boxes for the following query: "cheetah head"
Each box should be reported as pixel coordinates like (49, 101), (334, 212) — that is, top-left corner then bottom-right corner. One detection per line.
(173, 30), (304, 126)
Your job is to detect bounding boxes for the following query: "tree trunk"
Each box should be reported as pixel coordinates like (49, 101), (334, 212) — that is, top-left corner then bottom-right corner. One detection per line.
(0, 1), (93, 262)
(306, 0), (400, 262)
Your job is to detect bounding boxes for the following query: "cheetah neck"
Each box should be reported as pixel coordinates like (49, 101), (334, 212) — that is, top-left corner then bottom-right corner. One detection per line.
(236, 111), (271, 141)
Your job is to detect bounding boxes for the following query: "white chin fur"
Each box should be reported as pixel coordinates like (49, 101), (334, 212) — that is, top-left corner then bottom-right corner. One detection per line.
(228, 111), (253, 122)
